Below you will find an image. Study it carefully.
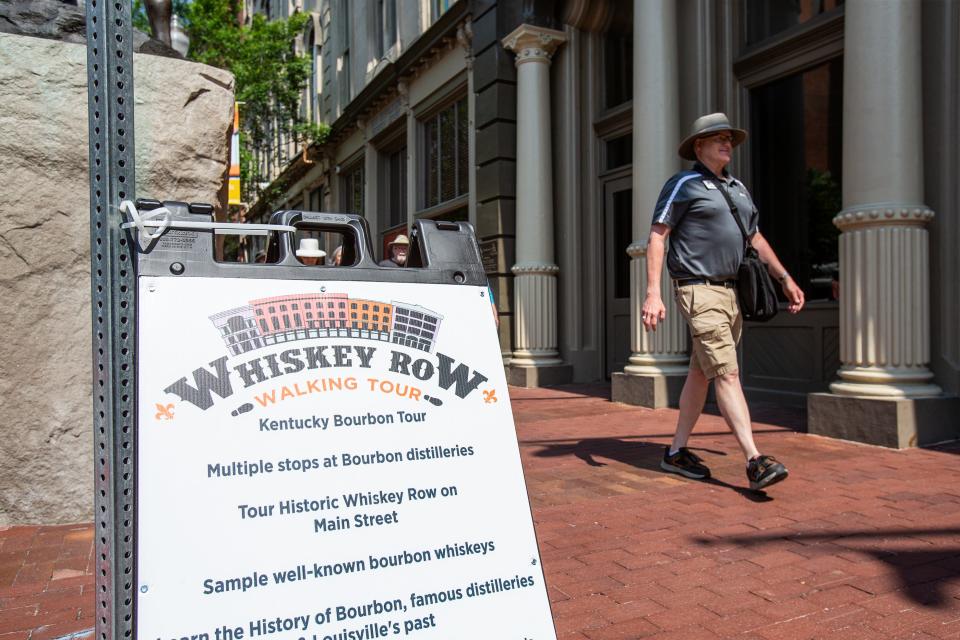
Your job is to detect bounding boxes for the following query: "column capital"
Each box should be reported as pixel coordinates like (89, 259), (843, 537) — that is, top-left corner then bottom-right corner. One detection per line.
(833, 204), (935, 231)
(502, 24), (567, 66)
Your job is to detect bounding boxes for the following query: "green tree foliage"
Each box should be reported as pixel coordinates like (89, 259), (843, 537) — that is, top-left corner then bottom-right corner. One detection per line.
(133, 0), (329, 205)
(181, 0), (327, 201)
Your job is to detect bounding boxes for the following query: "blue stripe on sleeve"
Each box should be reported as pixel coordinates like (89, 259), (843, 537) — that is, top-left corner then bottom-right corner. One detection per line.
(654, 172), (698, 225)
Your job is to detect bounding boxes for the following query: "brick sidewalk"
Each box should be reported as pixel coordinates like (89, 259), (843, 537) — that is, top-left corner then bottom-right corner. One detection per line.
(0, 525), (94, 640)
(2, 384), (959, 639)
(517, 385), (960, 639)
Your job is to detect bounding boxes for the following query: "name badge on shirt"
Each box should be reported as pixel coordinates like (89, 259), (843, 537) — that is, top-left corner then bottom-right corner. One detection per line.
(702, 180), (717, 190)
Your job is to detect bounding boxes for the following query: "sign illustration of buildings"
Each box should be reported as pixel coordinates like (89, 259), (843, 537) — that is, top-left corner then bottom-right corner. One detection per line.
(209, 307), (263, 356)
(210, 293), (442, 356)
(390, 303), (440, 352)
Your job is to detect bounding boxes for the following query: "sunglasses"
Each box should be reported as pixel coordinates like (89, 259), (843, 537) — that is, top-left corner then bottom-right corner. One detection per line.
(701, 133), (734, 145)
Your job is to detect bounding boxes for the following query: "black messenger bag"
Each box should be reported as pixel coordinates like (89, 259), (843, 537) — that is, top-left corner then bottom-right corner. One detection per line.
(716, 184), (779, 322)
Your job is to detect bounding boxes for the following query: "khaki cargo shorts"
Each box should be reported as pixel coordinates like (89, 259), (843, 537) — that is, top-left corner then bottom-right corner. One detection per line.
(674, 283), (742, 379)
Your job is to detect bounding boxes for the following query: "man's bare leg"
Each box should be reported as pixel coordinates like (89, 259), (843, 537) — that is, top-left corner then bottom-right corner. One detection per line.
(670, 366), (709, 452)
(713, 371), (760, 461)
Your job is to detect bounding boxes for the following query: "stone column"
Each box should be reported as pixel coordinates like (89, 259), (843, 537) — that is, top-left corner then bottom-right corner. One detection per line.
(808, 0), (954, 448)
(611, 0), (688, 408)
(501, 24), (572, 387)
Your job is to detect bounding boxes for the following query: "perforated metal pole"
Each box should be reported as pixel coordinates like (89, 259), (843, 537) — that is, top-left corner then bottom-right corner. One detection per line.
(85, 0), (137, 638)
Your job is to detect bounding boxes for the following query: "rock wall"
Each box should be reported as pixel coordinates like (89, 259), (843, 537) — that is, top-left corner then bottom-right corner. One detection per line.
(0, 33), (234, 524)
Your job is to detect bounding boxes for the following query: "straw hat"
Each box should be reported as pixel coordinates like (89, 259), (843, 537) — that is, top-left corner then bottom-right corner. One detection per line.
(389, 234), (410, 247)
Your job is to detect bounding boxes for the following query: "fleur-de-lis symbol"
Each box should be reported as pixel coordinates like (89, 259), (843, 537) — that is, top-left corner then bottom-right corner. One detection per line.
(155, 403), (175, 421)
(483, 389), (498, 404)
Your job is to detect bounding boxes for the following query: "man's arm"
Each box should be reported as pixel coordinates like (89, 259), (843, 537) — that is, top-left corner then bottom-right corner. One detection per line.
(750, 231), (805, 313)
(641, 224), (671, 331)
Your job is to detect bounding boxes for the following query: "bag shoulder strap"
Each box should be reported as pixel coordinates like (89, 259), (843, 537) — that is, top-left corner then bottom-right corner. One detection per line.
(715, 181), (750, 247)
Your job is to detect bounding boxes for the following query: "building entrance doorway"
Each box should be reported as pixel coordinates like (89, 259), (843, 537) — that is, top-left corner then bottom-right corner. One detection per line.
(738, 45), (844, 404)
(603, 176), (632, 377)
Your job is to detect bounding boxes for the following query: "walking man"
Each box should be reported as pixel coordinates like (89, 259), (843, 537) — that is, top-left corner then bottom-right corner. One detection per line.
(642, 113), (805, 491)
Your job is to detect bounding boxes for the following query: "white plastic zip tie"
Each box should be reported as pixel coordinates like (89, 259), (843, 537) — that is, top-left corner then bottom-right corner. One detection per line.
(119, 200), (170, 239)
(118, 200), (298, 238)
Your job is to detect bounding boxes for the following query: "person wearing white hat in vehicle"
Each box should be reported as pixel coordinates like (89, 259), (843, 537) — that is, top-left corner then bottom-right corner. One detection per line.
(378, 234), (409, 268)
(296, 238), (326, 266)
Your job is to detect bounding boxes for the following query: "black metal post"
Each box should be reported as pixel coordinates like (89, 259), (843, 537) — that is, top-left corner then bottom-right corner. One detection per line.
(85, 0), (137, 638)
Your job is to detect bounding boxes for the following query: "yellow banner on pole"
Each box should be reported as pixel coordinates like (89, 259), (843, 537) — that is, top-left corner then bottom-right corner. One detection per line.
(228, 102), (241, 205)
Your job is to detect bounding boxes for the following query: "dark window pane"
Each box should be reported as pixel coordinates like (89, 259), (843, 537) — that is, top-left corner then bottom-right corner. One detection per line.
(438, 206), (468, 223)
(749, 57), (843, 301)
(456, 97), (468, 197)
(342, 165), (364, 215)
(353, 166), (364, 214)
(425, 118), (438, 207)
(745, 0), (844, 46)
(423, 97), (469, 209)
(612, 190), (632, 299)
(603, 2), (633, 109)
(309, 186), (323, 211)
(439, 106), (456, 202)
(386, 147), (407, 227)
(399, 148), (407, 217)
(606, 133), (632, 170)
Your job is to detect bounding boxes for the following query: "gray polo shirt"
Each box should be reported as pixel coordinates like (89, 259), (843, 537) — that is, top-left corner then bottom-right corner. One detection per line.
(650, 162), (759, 281)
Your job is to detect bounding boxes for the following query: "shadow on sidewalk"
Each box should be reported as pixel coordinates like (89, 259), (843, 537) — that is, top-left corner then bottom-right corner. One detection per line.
(530, 437), (774, 503)
(694, 528), (960, 607)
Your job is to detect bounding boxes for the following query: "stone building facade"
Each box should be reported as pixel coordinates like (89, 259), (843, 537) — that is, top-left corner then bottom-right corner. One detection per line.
(251, 0), (960, 448)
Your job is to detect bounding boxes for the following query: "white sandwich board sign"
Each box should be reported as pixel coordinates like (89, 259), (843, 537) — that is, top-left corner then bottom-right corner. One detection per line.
(133, 209), (556, 640)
